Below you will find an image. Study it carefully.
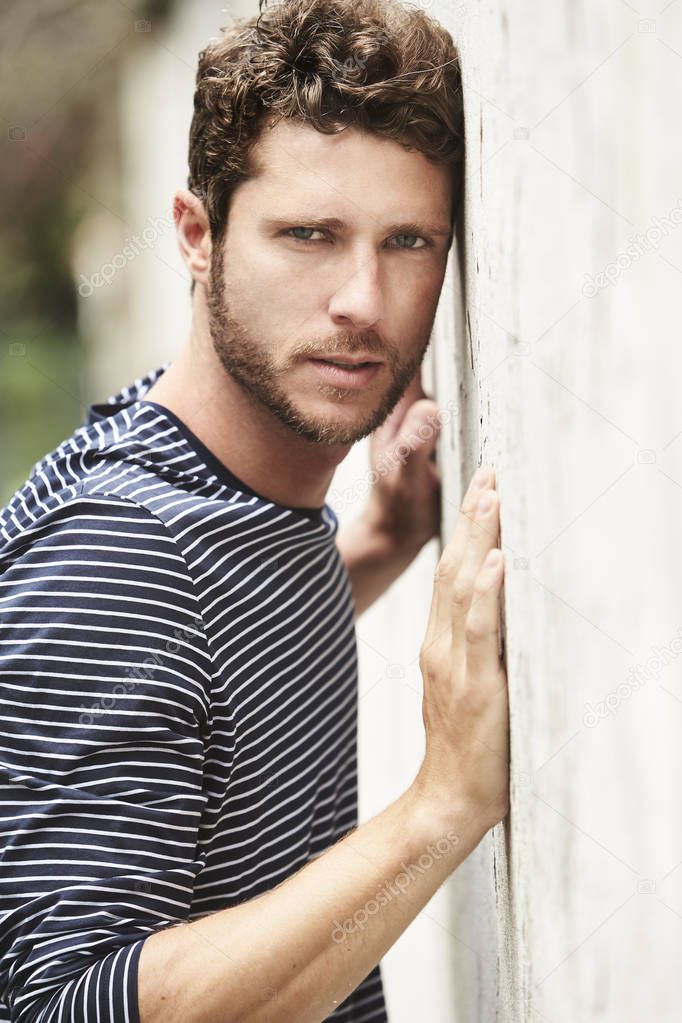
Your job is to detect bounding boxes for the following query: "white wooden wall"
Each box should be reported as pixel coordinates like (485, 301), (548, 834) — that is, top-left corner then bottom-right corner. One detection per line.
(426, 1), (682, 1020)
(74, 1), (682, 1019)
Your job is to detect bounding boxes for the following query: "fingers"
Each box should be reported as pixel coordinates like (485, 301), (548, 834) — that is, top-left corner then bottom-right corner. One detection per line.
(399, 400), (441, 467)
(446, 485), (501, 665)
(372, 371), (426, 443)
(456, 486), (500, 602)
(424, 465), (494, 646)
(447, 465), (496, 569)
(462, 546), (505, 683)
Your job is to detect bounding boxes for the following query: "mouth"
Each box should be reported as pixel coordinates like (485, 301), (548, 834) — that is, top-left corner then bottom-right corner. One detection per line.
(307, 357), (383, 389)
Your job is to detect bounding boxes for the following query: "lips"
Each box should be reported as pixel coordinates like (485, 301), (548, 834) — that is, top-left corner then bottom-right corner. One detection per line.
(313, 354), (382, 367)
(307, 358), (382, 389)
(319, 358), (376, 369)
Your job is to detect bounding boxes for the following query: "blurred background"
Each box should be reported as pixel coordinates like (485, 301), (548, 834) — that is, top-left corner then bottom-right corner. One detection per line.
(1, 0), (174, 499)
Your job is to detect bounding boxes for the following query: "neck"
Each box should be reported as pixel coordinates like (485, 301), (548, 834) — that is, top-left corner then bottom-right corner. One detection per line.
(142, 332), (352, 512)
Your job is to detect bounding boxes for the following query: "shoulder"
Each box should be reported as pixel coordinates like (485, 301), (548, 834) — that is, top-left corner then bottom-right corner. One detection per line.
(2, 487), (181, 560)
(0, 489), (205, 626)
(0, 489), (212, 697)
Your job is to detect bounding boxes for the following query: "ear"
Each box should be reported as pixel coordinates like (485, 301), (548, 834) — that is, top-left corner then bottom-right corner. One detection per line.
(173, 188), (212, 288)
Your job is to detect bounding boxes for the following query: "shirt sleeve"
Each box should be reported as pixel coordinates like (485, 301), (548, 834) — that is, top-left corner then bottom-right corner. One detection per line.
(0, 492), (213, 1022)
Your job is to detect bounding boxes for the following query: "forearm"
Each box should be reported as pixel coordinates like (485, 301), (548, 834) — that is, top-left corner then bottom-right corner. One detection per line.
(138, 783), (490, 1023)
(336, 514), (423, 617)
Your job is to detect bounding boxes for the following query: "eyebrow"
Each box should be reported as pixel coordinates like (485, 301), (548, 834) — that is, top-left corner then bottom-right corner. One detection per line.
(263, 215), (453, 238)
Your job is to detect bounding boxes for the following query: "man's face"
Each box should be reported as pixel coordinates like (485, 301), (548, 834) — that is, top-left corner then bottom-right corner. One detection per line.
(206, 117), (453, 447)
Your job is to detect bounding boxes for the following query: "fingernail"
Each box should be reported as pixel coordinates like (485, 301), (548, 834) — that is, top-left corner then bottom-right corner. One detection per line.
(474, 466), (489, 487)
(478, 490), (493, 512)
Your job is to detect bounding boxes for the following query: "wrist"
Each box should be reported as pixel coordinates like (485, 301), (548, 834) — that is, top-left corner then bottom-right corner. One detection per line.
(360, 495), (425, 562)
(336, 500), (431, 618)
(404, 771), (493, 857)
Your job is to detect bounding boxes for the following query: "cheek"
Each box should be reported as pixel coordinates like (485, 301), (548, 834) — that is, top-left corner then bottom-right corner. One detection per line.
(228, 244), (445, 336)
(247, 251), (327, 320)
(389, 273), (443, 328)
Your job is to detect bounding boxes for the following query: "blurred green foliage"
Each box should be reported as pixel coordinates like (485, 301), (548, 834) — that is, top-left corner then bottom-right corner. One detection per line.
(0, 0), (174, 505)
(0, 325), (85, 502)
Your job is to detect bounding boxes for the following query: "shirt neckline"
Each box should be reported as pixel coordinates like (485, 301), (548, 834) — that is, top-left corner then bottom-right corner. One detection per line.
(137, 399), (327, 523)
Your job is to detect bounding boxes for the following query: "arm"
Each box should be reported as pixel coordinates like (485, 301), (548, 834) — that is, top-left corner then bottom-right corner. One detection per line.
(0, 495), (211, 1021)
(336, 504), (429, 617)
(139, 779), (490, 1023)
(138, 465), (509, 1023)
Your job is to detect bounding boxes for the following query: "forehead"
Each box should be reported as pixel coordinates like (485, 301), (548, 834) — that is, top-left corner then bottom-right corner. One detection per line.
(239, 116), (453, 222)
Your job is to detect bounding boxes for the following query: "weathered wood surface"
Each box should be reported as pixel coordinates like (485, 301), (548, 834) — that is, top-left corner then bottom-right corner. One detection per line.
(433, 2), (682, 1020)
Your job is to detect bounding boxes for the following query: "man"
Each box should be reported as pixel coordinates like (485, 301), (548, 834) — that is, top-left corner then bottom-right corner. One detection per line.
(0, 0), (508, 1020)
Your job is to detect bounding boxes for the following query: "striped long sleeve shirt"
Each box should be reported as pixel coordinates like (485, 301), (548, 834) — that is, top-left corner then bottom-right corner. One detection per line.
(0, 363), (388, 1022)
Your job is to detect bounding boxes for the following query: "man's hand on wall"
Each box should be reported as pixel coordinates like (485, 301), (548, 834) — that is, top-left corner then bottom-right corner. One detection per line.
(414, 464), (510, 833)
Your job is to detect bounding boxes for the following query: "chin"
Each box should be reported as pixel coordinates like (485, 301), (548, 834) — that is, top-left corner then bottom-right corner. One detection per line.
(309, 412), (385, 447)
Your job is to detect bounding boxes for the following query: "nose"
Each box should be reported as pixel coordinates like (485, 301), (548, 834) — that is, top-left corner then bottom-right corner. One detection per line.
(328, 253), (384, 330)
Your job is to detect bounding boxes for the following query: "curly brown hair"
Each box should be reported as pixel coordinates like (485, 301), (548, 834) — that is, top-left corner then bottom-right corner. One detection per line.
(187, 0), (464, 292)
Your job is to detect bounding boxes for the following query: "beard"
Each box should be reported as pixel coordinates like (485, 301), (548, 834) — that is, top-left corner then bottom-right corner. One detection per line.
(206, 237), (431, 447)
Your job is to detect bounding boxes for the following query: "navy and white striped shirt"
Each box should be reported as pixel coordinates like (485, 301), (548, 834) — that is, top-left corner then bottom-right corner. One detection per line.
(0, 364), (387, 1022)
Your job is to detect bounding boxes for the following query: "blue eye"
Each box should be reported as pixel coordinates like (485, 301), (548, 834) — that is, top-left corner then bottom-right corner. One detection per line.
(392, 234), (427, 249)
(287, 227), (326, 243)
(283, 227), (431, 249)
